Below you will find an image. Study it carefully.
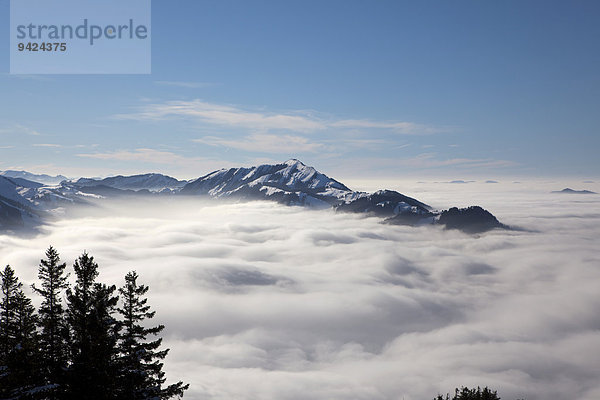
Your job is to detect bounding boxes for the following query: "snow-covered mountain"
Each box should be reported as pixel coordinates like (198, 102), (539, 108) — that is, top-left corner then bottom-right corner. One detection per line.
(336, 189), (430, 215)
(181, 159), (361, 208)
(0, 170), (68, 185)
(0, 176), (47, 230)
(68, 173), (188, 193)
(0, 160), (506, 234)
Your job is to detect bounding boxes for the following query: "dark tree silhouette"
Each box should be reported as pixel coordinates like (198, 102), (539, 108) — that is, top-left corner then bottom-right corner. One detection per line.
(32, 246), (70, 395)
(118, 271), (188, 399)
(0, 265), (45, 399)
(66, 252), (120, 400)
(0, 265), (21, 361)
(0, 249), (190, 399)
(434, 386), (503, 400)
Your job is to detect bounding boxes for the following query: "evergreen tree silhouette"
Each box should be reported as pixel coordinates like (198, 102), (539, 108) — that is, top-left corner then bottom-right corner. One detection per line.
(66, 253), (120, 400)
(32, 246), (70, 396)
(117, 271), (188, 399)
(0, 265), (21, 363)
(1, 248), (190, 399)
(434, 386), (503, 400)
(0, 265), (45, 399)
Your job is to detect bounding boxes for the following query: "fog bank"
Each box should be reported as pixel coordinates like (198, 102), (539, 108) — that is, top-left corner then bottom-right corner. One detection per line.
(1, 182), (599, 400)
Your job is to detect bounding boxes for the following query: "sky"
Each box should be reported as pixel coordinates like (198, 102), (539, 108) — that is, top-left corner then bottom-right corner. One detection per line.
(0, 0), (599, 180)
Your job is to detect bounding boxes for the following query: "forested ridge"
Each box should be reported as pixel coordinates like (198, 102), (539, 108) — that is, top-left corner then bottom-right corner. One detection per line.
(0, 246), (188, 400)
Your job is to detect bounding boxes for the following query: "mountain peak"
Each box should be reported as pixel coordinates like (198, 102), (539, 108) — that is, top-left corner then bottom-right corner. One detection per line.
(182, 159), (352, 204)
(284, 159), (306, 167)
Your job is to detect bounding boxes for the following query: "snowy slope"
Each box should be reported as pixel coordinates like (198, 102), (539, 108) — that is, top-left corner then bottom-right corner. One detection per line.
(0, 176), (42, 205)
(181, 159), (360, 206)
(0, 176), (46, 230)
(336, 189), (431, 216)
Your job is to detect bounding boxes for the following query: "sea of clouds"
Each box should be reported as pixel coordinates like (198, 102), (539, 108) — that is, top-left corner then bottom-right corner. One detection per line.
(1, 180), (599, 400)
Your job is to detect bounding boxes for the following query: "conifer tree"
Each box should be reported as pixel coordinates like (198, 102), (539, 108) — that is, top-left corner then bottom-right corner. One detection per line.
(1, 265), (21, 362)
(7, 291), (45, 399)
(1, 250), (190, 399)
(117, 271), (188, 399)
(0, 265), (22, 398)
(434, 386), (502, 400)
(66, 252), (120, 400)
(32, 246), (70, 392)
(0, 265), (45, 399)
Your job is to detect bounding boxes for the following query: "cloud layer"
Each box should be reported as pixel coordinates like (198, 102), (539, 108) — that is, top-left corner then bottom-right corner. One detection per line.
(1, 183), (599, 400)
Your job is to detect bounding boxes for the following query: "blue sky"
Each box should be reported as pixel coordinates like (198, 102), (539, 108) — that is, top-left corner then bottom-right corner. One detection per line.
(0, 0), (599, 180)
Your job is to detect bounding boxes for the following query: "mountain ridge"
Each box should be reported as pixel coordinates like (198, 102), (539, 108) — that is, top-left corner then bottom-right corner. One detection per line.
(0, 170), (68, 185)
(552, 188), (597, 194)
(71, 173), (188, 193)
(0, 159), (506, 234)
(181, 159), (359, 207)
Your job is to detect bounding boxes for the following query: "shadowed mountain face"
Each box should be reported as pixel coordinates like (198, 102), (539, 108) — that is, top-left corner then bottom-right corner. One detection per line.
(0, 200), (24, 230)
(437, 206), (506, 234)
(552, 188), (597, 194)
(335, 190), (430, 216)
(0, 160), (506, 234)
(384, 210), (436, 227)
(0, 176), (46, 231)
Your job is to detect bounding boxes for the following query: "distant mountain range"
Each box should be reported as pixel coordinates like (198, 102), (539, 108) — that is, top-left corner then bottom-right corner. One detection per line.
(0, 170), (68, 185)
(552, 188), (597, 194)
(0, 159), (506, 234)
(72, 173), (187, 193)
